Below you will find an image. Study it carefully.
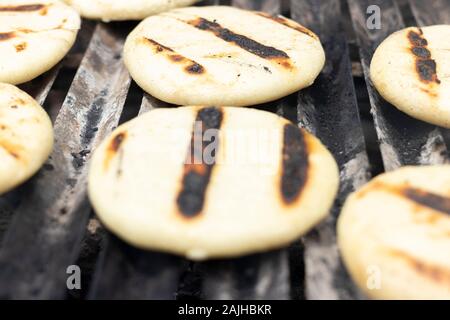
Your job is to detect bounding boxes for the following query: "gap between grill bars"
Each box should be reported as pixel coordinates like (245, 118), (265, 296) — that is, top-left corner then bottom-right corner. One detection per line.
(0, 0), (448, 300)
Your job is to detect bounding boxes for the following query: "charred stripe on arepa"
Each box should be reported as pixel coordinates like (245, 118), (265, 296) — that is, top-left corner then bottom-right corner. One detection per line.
(388, 249), (450, 284)
(15, 42), (27, 52)
(403, 188), (450, 216)
(357, 182), (450, 217)
(0, 4), (46, 12)
(0, 30), (36, 42)
(0, 32), (17, 41)
(255, 12), (318, 40)
(143, 38), (205, 75)
(177, 107), (223, 218)
(407, 28), (441, 85)
(187, 17), (293, 69)
(281, 124), (309, 204)
(103, 131), (127, 173)
(0, 140), (21, 159)
(0, 26), (64, 42)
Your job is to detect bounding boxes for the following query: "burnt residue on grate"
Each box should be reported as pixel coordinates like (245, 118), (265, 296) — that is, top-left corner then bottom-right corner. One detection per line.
(71, 150), (91, 170)
(280, 124), (309, 204)
(81, 90), (107, 146)
(177, 107), (223, 217)
(407, 28), (441, 85)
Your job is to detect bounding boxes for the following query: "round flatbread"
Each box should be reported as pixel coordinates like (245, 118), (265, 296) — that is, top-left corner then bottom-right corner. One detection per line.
(124, 6), (325, 107)
(63, 0), (201, 22)
(0, 83), (53, 195)
(370, 25), (450, 128)
(88, 106), (338, 260)
(0, 0), (80, 85)
(338, 166), (450, 299)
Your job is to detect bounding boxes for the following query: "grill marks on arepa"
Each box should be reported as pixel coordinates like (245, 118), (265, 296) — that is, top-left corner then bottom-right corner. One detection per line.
(361, 182), (450, 218)
(255, 12), (318, 40)
(403, 188), (450, 216)
(0, 5), (72, 47)
(103, 131), (127, 176)
(0, 4), (46, 12)
(177, 107), (223, 218)
(0, 139), (21, 159)
(143, 38), (205, 75)
(0, 25), (76, 44)
(0, 32), (15, 41)
(281, 124), (309, 204)
(174, 109), (311, 217)
(185, 17), (293, 69)
(387, 248), (450, 284)
(407, 28), (441, 87)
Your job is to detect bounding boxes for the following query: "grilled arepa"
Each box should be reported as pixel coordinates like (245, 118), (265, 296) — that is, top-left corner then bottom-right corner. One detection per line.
(338, 165), (450, 299)
(0, 0), (80, 85)
(371, 25), (450, 128)
(124, 6), (325, 106)
(0, 83), (53, 195)
(63, 0), (201, 22)
(88, 107), (338, 260)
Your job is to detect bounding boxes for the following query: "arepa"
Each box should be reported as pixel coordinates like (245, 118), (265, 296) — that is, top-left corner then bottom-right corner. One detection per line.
(338, 166), (450, 299)
(88, 106), (339, 260)
(370, 25), (450, 128)
(0, 0), (80, 85)
(63, 0), (201, 21)
(0, 83), (53, 195)
(124, 6), (325, 106)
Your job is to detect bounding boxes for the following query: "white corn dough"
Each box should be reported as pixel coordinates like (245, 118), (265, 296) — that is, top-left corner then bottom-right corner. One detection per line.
(89, 106), (339, 260)
(124, 6), (325, 106)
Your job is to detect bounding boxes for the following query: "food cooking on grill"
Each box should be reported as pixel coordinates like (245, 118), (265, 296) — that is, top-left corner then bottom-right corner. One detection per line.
(123, 6), (325, 106)
(0, 0), (80, 85)
(338, 165), (450, 299)
(88, 106), (339, 260)
(370, 25), (450, 128)
(0, 83), (53, 195)
(62, 0), (201, 22)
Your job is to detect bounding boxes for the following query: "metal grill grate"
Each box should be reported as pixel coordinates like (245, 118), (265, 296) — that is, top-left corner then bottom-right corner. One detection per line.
(0, 0), (448, 300)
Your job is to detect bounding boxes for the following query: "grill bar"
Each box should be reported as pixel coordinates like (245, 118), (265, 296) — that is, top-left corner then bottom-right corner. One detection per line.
(0, 23), (131, 299)
(19, 67), (61, 106)
(233, 0), (281, 13)
(409, 0), (450, 26)
(89, 236), (182, 299)
(292, 0), (369, 300)
(202, 249), (290, 299)
(348, 0), (449, 171)
(0, 20), (95, 245)
(139, 94), (172, 115)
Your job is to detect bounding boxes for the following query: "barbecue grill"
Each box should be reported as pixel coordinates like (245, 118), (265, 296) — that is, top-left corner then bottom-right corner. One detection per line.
(0, 0), (449, 300)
